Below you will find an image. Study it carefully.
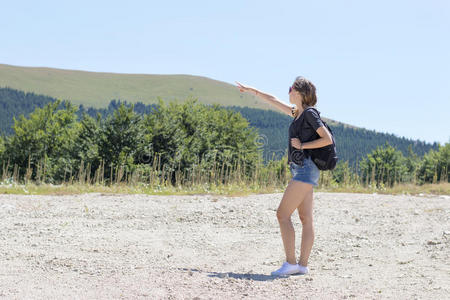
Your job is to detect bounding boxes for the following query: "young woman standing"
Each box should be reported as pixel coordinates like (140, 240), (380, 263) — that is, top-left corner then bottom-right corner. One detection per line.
(236, 77), (333, 276)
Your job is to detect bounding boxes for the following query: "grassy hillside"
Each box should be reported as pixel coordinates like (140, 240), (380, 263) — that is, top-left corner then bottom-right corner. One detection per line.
(0, 64), (438, 166)
(0, 63), (274, 110)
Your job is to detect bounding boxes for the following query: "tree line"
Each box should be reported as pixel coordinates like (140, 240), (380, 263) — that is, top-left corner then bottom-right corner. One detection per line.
(0, 98), (260, 185)
(332, 143), (449, 187)
(0, 87), (438, 168)
(0, 98), (448, 187)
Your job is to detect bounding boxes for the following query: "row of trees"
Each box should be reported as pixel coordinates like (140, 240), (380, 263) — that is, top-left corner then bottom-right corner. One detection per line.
(1, 87), (438, 167)
(0, 98), (448, 187)
(0, 98), (260, 185)
(331, 143), (449, 187)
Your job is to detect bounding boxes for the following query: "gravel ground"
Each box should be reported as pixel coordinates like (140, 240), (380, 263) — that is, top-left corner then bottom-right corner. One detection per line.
(0, 192), (449, 299)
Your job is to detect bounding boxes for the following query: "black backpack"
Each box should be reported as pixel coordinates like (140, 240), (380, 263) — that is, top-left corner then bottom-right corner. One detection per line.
(302, 108), (338, 171)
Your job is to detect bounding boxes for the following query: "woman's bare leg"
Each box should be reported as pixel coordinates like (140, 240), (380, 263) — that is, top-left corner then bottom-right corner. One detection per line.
(276, 180), (314, 264)
(297, 188), (314, 266)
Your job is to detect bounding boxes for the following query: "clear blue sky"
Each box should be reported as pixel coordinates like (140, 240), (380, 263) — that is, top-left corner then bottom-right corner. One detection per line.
(1, 0), (449, 144)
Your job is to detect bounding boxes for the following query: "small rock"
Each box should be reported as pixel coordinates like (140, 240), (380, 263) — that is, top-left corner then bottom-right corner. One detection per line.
(427, 240), (440, 245)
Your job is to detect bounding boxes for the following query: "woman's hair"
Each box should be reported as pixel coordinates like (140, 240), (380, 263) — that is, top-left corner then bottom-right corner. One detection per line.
(291, 76), (317, 118)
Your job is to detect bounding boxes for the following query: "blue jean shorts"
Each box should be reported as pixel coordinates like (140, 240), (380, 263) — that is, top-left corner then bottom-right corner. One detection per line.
(289, 157), (320, 187)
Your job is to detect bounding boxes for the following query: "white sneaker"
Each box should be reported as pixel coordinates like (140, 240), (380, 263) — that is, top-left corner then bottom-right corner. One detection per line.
(271, 262), (308, 276)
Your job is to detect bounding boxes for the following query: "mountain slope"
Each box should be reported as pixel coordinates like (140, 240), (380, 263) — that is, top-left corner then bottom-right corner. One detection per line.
(0, 63), (273, 110)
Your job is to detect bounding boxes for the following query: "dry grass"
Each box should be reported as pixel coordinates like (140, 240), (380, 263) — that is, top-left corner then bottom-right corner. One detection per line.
(316, 182), (450, 195)
(0, 181), (448, 197)
(1, 153), (448, 196)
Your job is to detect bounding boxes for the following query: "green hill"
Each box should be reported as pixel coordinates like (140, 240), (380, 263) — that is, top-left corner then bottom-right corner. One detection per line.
(0, 63), (439, 166)
(0, 63), (273, 110)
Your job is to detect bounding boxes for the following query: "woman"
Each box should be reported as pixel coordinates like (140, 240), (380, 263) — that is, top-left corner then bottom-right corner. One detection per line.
(236, 76), (333, 276)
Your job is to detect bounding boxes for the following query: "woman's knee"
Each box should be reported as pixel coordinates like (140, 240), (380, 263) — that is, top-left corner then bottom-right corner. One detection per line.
(299, 214), (313, 225)
(276, 209), (291, 222)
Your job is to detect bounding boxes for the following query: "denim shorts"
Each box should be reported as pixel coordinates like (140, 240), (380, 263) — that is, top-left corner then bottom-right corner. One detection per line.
(289, 157), (320, 187)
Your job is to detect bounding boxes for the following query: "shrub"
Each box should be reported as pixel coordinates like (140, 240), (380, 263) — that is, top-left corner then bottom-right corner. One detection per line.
(3, 100), (80, 183)
(360, 143), (408, 187)
(417, 143), (449, 184)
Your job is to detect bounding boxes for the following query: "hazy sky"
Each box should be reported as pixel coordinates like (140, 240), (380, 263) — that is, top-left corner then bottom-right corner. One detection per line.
(1, 0), (449, 144)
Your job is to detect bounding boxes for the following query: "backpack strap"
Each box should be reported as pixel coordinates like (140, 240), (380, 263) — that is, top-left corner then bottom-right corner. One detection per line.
(304, 107), (320, 117)
(300, 107), (322, 133)
(297, 107), (320, 158)
(303, 107), (333, 133)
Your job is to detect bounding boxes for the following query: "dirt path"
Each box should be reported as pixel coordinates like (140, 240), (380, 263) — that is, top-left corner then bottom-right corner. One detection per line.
(0, 192), (449, 299)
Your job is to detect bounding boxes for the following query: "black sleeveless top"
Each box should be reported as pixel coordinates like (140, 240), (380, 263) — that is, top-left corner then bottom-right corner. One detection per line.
(287, 108), (324, 164)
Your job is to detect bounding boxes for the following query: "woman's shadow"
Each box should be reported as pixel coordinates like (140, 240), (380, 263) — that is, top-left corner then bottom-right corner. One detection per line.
(179, 268), (303, 282)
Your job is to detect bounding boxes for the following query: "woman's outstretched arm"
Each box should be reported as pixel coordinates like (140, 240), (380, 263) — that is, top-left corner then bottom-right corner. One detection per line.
(236, 81), (293, 117)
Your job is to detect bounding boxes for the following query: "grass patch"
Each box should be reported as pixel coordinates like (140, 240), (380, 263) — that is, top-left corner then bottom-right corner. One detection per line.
(316, 182), (450, 196)
(0, 181), (448, 197)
